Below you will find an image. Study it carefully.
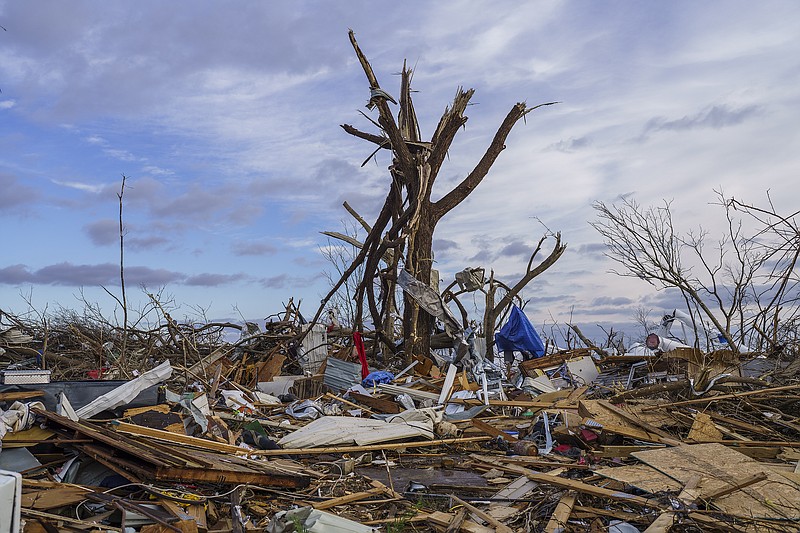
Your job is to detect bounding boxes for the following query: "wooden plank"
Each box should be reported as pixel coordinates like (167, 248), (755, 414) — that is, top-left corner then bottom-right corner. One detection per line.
(641, 383), (800, 410)
(237, 436), (493, 456)
(572, 505), (649, 523)
(0, 390), (43, 401)
(21, 485), (93, 510)
(256, 353), (286, 383)
(36, 410), (177, 467)
(471, 418), (519, 442)
(697, 472), (767, 502)
(426, 511), (494, 533)
(597, 400), (683, 446)
(444, 507), (468, 533)
(141, 520), (199, 533)
(155, 465), (307, 488)
(312, 486), (385, 510)
(112, 421), (247, 454)
(323, 392), (376, 415)
(545, 491), (576, 533)
(643, 512), (676, 533)
(450, 496), (513, 533)
(21, 508), (122, 532)
(526, 473), (663, 508)
(349, 392), (401, 414)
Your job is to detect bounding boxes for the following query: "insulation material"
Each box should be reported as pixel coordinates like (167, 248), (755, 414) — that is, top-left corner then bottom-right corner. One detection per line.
(277, 411), (435, 448)
(75, 361), (173, 420)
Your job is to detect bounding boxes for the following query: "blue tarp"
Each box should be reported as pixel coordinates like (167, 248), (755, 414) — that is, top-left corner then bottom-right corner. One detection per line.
(494, 305), (545, 357)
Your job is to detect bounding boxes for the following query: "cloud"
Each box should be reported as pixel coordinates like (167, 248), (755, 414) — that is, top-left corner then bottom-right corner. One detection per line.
(574, 243), (607, 254)
(433, 239), (460, 252)
(590, 296), (634, 306)
(0, 265), (34, 284)
(127, 235), (171, 251)
(0, 173), (41, 213)
(232, 241), (278, 256)
(0, 100), (16, 109)
(52, 179), (105, 194)
(185, 273), (247, 286)
(0, 262), (250, 288)
(548, 136), (592, 152)
(498, 240), (532, 258)
(641, 104), (762, 140)
(84, 219), (119, 245)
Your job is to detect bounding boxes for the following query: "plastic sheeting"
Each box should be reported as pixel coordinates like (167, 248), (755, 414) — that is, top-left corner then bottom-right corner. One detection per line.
(494, 305), (545, 357)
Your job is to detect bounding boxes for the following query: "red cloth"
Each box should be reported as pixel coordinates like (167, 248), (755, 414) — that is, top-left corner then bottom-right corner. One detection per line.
(353, 331), (369, 379)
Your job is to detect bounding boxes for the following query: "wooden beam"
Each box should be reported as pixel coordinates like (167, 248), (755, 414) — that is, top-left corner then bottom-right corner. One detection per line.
(545, 491), (576, 533)
(641, 383), (800, 411)
(155, 466), (307, 489)
(348, 392), (402, 414)
(450, 496), (513, 533)
(597, 400), (683, 446)
(526, 473), (663, 509)
(237, 436), (493, 456)
(0, 390), (44, 401)
(697, 472), (768, 502)
(471, 418), (519, 442)
(444, 508), (468, 533)
(312, 486), (386, 510)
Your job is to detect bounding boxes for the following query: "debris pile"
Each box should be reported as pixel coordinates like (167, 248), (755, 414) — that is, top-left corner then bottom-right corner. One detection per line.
(2, 302), (799, 532)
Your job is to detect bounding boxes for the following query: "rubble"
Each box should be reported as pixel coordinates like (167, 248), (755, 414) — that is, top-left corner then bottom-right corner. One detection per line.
(2, 297), (800, 533)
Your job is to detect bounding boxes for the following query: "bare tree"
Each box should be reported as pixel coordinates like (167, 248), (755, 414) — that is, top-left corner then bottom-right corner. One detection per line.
(307, 31), (558, 362)
(443, 232), (565, 359)
(725, 192), (800, 356)
(591, 196), (766, 352)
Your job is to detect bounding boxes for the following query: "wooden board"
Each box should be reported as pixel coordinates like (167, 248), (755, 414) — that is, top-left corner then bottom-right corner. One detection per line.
(632, 443), (800, 520)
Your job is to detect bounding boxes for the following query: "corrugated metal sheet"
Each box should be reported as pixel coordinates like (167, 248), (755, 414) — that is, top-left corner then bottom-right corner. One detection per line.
(323, 357), (362, 392)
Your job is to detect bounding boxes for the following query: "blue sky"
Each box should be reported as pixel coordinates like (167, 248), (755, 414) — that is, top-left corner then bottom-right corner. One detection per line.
(2, 1), (799, 343)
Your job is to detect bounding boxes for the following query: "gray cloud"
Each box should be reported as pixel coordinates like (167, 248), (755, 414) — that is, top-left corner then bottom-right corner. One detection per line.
(127, 235), (171, 251)
(185, 273), (247, 286)
(641, 104), (762, 139)
(259, 273), (321, 289)
(2, 3), (353, 120)
(548, 136), (592, 152)
(0, 265), (35, 284)
(590, 296), (634, 306)
(232, 241), (278, 256)
(498, 240), (532, 258)
(0, 173), (41, 214)
(84, 219), (119, 245)
(575, 243), (607, 254)
(0, 262), (249, 287)
(433, 239), (460, 252)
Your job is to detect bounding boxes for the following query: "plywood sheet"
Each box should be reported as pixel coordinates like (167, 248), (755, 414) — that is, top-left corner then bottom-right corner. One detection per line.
(595, 464), (682, 494)
(633, 443), (800, 520)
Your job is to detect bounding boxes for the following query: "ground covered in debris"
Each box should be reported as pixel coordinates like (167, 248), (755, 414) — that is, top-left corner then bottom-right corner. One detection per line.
(2, 306), (799, 533)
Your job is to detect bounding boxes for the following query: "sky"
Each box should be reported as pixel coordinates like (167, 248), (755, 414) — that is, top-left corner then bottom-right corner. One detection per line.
(1, 1), (799, 346)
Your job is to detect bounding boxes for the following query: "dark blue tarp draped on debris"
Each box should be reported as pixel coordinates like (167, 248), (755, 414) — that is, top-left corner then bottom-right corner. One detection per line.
(494, 305), (545, 357)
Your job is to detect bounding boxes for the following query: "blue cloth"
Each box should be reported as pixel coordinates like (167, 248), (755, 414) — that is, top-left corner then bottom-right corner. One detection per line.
(362, 371), (395, 388)
(494, 305), (545, 357)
